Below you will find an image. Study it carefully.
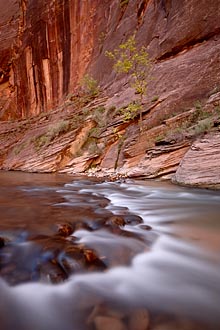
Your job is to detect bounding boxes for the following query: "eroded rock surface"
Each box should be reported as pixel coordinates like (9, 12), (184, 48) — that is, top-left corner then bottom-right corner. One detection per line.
(0, 0), (20, 120)
(0, 0), (220, 187)
(174, 132), (220, 189)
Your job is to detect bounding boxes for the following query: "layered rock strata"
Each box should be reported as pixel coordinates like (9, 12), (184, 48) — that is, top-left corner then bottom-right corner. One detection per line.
(0, 0), (220, 188)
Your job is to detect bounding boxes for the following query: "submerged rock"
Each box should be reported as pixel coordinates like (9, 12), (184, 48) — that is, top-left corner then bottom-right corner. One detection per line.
(128, 309), (150, 330)
(151, 318), (206, 330)
(123, 215), (143, 225)
(94, 315), (126, 330)
(139, 224), (152, 231)
(0, 237), (5, 248)
(106, 216), (125, 227)
(56, 223), (74, 237)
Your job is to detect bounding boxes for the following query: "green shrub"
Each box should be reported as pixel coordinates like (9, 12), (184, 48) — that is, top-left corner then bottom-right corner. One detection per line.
(34, 120), (70, 150)
(121, 102), (140, 122)
(92, 106), (107, 127)
(120, 0), (129, 8)
(215, 106), (220, 116)
(80, 74), (100, 98)
(108, 105), (116, 112)
(193, 118), (213, 135)
(155, 134), (165, 142)
(89, 127), (101, 138)
(194, 100), (202, 111)
(95, 106), (105, 113)
(34, 135), (50, 150)
(82, 108), (90, 116)
(47, 120), (70, 139)
(151, 95), (159, 102)
(189, 101), (210, 123)
(87, 141), (101, 155)
(13, 142), (27, 155)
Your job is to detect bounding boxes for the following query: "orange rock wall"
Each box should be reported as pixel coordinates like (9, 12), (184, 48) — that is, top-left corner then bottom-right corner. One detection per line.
(0, 0), (106, 118)
(0, 0), (20, 120)
(14, 0), (104, 117)
(1, 0), (220, 119)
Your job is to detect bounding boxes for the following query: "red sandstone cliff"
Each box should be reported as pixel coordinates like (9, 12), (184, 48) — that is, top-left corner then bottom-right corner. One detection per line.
(0, 0), (220, 188)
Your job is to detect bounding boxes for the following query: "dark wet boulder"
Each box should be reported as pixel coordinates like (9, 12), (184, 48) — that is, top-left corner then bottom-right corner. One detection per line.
(128, 308), (150, 330)
(0, 237), (5, 248)
(39, 259), (68, 283)
(123, 215), (143, 225)
(83, 248), (107, 271)
(106, 216), (125, 227)
(57, 246), (86, 274)
(139, 224), (152, 231)
(56, 223), (74, 237)
(94, 316), (126, 330)
(75, 221), (99, 231)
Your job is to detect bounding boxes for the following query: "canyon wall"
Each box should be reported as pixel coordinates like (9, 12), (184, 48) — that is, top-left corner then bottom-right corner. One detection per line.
(1, 0), (220, 119)
(0, 0), (110, 118)
(0, 0), (220, 188)
(0, 0), (20, 120)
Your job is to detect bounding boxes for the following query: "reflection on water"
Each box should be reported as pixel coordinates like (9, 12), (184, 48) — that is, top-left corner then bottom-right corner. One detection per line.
(0, 171), (220, 330)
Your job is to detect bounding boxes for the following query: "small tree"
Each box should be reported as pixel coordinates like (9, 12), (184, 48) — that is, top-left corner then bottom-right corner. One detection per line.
(80, 74), (100, 98)
(105, 35), (151, 131)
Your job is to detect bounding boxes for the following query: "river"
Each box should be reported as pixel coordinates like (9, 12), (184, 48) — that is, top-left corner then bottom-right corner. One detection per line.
(0, 170), (220, 330)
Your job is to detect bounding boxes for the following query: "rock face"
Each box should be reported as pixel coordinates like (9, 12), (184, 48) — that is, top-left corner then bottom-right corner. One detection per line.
(12, 0), (104, 117)
(0, 0), (220, 188)
(1, 0), (220, 119)
(0, 0), (20, 120)
(173, 132), (220, 189)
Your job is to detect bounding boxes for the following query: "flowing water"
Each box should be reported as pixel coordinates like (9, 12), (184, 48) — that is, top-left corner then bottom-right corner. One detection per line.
(0, 170), (220, 330)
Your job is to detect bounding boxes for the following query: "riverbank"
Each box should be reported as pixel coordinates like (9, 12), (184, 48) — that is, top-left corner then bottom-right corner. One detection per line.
(0, 91), (220, 190)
